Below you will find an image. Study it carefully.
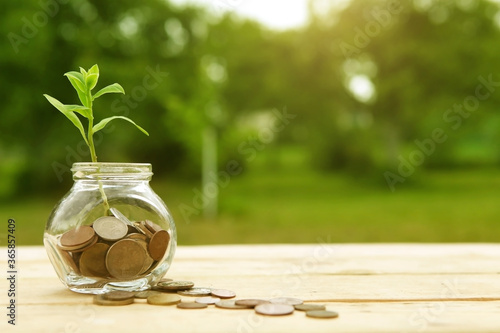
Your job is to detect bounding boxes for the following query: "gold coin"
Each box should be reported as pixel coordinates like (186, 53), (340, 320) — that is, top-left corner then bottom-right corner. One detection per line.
(106, 239), (147, 279)
(59, 225), (95, 250)
(133, 239), (154, 275)
(294, 304), (326, 311)
(215, 300), (250, 309)
(71, 235), (98, 253)
(177, 302), (208, 309)
(235, 299), (270, 308)
(102, 291), (135, 301)
(144, 220), (163, 233)
(269, 297), (303, 305)
(211, 288), (236, 299)
(93, 294), (134, 306)
(255, 303), (294, 316)
(93, 216), (128, 241)
(195, 296), (220, 305)
(306, 310), (339, 319)
(147, 293), (181, 305)
(178, 288), (212, 297)
(156, 280), (194, 291)
(148, 230), (170, 261)
(135, 290), (161, 299)
(127, 233), (148, 242)
(79, 243), (110, 278)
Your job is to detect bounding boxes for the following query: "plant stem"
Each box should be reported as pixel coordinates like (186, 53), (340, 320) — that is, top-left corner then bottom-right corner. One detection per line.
(87, 96), (110, 213)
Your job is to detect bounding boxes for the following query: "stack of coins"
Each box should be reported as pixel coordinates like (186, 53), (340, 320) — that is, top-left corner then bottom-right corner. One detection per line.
(57, 213), (170, 280)
(91, 279), (339, 320)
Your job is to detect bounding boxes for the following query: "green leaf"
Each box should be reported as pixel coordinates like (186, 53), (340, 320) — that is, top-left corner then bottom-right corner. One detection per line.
(88, 64), (99, 76)
(86, 73), (99, 91)
(92, 116), (149, 136)
(80, 67), (88, 76)
(92, 83), (125, 100)
(43, 94), (89, 145)
(64, 71), (86, 92)
(66, 105), (92, 120)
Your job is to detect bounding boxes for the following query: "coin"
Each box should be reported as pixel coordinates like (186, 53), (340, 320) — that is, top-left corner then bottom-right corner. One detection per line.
(147, 293), (181, 305)
(71, 235), (99, 253)
(135, 290), (161, 299)
(93, 294), (134, 306)
(135, 221), (154, 238)
(177, 302), (208, 309)
(215, 300), (250, 310)
(60, 249), (80, 273)
(306, 310), (339, 319)
(102, 291), (135, 301)
(270, 297), (303, 306)
(195, 296), (221, 305)
(255, 303), (294, 316)
(106, 239), (147, 279)
(294, 304), (326, 311)
(178, 288), (212, 296)
(156, 280), (194, 291)
(59, 225), (95, 250)
(144, 220), (163, 233)
(235, 299), (270, 308)
(79, 243), (110, 277)
(148, 230), (170, 261)
(133, 239), (154, 275)
(211, 288), (236, 299)
(127, 233), (148, 242)
(93, 216), (128, 241)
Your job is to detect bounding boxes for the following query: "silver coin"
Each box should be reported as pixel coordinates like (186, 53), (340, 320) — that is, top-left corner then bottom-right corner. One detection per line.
(93, 216), (128, 241)
(255, 303), (294, 316)
(178, 288), (212, 297)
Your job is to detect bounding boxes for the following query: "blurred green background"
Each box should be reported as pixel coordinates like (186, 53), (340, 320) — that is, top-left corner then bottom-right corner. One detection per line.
(1, 0), (500, 245)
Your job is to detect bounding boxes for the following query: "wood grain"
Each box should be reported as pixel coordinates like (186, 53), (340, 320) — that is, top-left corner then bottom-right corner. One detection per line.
(1, 244), (500, 332)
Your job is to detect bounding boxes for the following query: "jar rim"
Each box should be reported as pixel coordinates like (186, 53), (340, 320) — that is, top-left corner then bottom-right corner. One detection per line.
(71, 162), (153, 180)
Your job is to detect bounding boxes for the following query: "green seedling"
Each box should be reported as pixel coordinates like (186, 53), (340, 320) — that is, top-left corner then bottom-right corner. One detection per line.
(43, 64), (148, 162)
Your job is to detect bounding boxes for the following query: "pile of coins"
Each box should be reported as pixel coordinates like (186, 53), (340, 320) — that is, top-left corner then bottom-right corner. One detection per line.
(92, 279), (339, 319)
(57, 213), (170, 280)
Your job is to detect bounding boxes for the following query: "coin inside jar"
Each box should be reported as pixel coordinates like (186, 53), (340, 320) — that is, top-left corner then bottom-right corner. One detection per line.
(93, 216), (128, 241)
(79, 243), (110, 278)
(148, 229), (170, 261)
(59, 225), (95, 251)
(105, 239), (147, 279)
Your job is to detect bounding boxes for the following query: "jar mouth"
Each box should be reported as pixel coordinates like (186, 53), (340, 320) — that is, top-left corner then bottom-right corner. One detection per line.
(71, 162), (153, 181)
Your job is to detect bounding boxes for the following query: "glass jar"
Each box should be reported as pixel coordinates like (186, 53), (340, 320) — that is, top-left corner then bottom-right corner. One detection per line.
(44, 162), (176, 294)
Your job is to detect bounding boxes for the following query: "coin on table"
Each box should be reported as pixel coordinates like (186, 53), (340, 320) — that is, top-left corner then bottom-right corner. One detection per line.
(211, 288), (236, 299)
(106, 239), (147, 279)
(255, 303), (294, 316)
(177, 302), (208, 309)
(93, 294), (134, 306)
(156, 280), (194, 291)
(147, 293), (181, 305)
(195, 296), (220, 305)
(306, 310), (339, 319)
(178, 288), (212, 297)
(93, 216), (128, 241)
(270, 297), (303, 306)
(135, 290), (161, 299)
(215, 300), (250, 310)
(294, 304), (326, 311)
(235, 299), (270, 308)
(102, 291), (135, 301)
(79, 243), (110, 277)
(148, 230), (170, 261)
(59, 225), (95, 250)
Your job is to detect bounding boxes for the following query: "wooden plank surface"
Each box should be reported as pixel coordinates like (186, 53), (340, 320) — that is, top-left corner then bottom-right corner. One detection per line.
(1, 244), (500, 332)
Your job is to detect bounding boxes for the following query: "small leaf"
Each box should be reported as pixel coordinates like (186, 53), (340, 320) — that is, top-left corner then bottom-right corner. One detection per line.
(66, 105), (92, 120)
(88, 64), (99, 76)
(92, 83), (125, 100)
(80, 67), (88, 76)
(93, 116), (149, 136)
(64, 71), (86, 92)
(86, 73), (99, 91)
(43, 94), (89, 144)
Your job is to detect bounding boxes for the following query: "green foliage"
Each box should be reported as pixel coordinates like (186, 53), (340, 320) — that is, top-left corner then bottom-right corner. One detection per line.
(43, 65), (148, 162)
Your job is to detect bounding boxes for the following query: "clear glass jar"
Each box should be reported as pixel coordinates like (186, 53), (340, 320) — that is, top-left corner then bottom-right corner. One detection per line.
(44, 162), (176, 294)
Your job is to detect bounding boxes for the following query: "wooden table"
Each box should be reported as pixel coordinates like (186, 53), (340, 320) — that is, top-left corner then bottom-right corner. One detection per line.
(1, 244), (500, 332)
